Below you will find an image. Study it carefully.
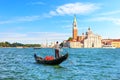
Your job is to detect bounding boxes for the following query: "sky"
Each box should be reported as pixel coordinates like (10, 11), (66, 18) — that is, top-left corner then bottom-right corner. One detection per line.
(0, 0), (120, 44)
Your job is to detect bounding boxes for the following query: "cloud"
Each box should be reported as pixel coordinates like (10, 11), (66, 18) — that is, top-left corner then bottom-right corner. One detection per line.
(16, 16), (41, 22)
(0, 2), (99, 24)
(28, 32), (70, 40)
(113, 19), (120, 25)
(87, 10), (120, 25)
(0, 32), (70, 44)
(0, 16), (41, 24)
(88, 17), (120, 25)
(0, 33), (27, 38)
(0, 20), (12, 24)
(49, 2), (99, 16)
(28, 1), (45, 5)
(98, 10), (120, 16)
(31, 2), (45, 5)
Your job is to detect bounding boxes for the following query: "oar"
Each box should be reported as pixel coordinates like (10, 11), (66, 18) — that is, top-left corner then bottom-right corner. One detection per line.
(68, 59), (73, 64)
(61, 48), (74, 64)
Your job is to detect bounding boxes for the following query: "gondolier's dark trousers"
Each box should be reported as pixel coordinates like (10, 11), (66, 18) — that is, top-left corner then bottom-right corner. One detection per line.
(55, 49), (59, 58)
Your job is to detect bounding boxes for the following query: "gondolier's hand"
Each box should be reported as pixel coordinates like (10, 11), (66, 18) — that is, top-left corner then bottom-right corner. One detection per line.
(59, 46), (63, 49)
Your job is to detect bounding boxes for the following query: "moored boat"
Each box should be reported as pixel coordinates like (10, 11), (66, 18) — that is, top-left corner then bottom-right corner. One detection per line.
(33, 47), (41, 49)
(34, 53), (68, 65)
(102, 45), (116, 49)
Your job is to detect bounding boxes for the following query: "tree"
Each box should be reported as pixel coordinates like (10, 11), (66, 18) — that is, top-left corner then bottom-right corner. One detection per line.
(0, 41), (41, 47)
(11, 42), (24, 47)
(0, 42), (11, 47)
(4, 42), (11, 47)
(68, 37), (73, 41)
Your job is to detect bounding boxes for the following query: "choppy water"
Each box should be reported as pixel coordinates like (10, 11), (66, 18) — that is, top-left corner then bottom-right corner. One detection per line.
(0, 48), (120, 80)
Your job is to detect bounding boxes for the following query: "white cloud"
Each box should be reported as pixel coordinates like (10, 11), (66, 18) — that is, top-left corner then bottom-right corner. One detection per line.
(49, 2), (99, 16)
(0, 16), (41, 24)
(0, 2), (99, 24)
(113, 19), (120, 25)
(28, 32), (70, 41)
(31, 2), (45, 5)
(0, 33), (27, 38)
(0, 20), (12, 24)
(16, 16), (40, 22)
(28, 1), (45, 5)
(98, 10), (120, 16)
(88, 17), (120, 25)
(87, 10), (120, 25)
(0, 32), (70, 44)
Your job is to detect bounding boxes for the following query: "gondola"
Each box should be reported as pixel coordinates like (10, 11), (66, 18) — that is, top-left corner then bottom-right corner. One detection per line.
(34, 53), (68, 65)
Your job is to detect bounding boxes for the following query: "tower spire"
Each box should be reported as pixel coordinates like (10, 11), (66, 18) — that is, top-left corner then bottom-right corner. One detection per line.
(73, 14), (77, 27)
(88, 27), (90, 30)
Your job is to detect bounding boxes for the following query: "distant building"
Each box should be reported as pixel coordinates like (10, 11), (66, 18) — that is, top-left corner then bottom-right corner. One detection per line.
(69, 41), (82, 48)
(72, 15), (78, 41)
(111, 39), (120, 48)
(84, 28), (102, 48)
(102, 39), (120, 48)
(65, 15), (82, 48)
(63, 15), (102, 48)
(102, 39), (112, 45)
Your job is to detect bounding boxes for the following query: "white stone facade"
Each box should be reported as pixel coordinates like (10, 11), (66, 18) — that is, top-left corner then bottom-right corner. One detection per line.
(68, 41), (82, 48)
(84, 33), (102, 48)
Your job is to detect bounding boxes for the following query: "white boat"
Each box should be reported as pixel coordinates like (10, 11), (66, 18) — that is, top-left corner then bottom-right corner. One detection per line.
(16, 46), (24, 48)
(102, 45), (116, 49)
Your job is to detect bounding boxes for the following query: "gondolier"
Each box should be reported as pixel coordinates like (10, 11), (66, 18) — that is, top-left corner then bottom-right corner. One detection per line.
(54, 41), (60, 58)
(34, 41), (68, 65)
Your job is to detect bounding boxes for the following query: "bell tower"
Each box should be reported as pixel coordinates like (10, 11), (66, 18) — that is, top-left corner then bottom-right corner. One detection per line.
(73, 15), (78, 41)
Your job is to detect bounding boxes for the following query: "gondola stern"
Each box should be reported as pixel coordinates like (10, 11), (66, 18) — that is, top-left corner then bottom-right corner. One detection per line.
(34, 53), (37, 58)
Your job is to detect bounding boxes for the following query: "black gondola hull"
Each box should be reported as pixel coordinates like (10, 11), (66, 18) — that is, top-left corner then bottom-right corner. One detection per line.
(34, 53), (68, 65)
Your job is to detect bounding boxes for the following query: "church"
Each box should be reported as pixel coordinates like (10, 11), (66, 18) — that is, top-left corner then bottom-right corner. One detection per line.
(63, 15), (102, 48)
